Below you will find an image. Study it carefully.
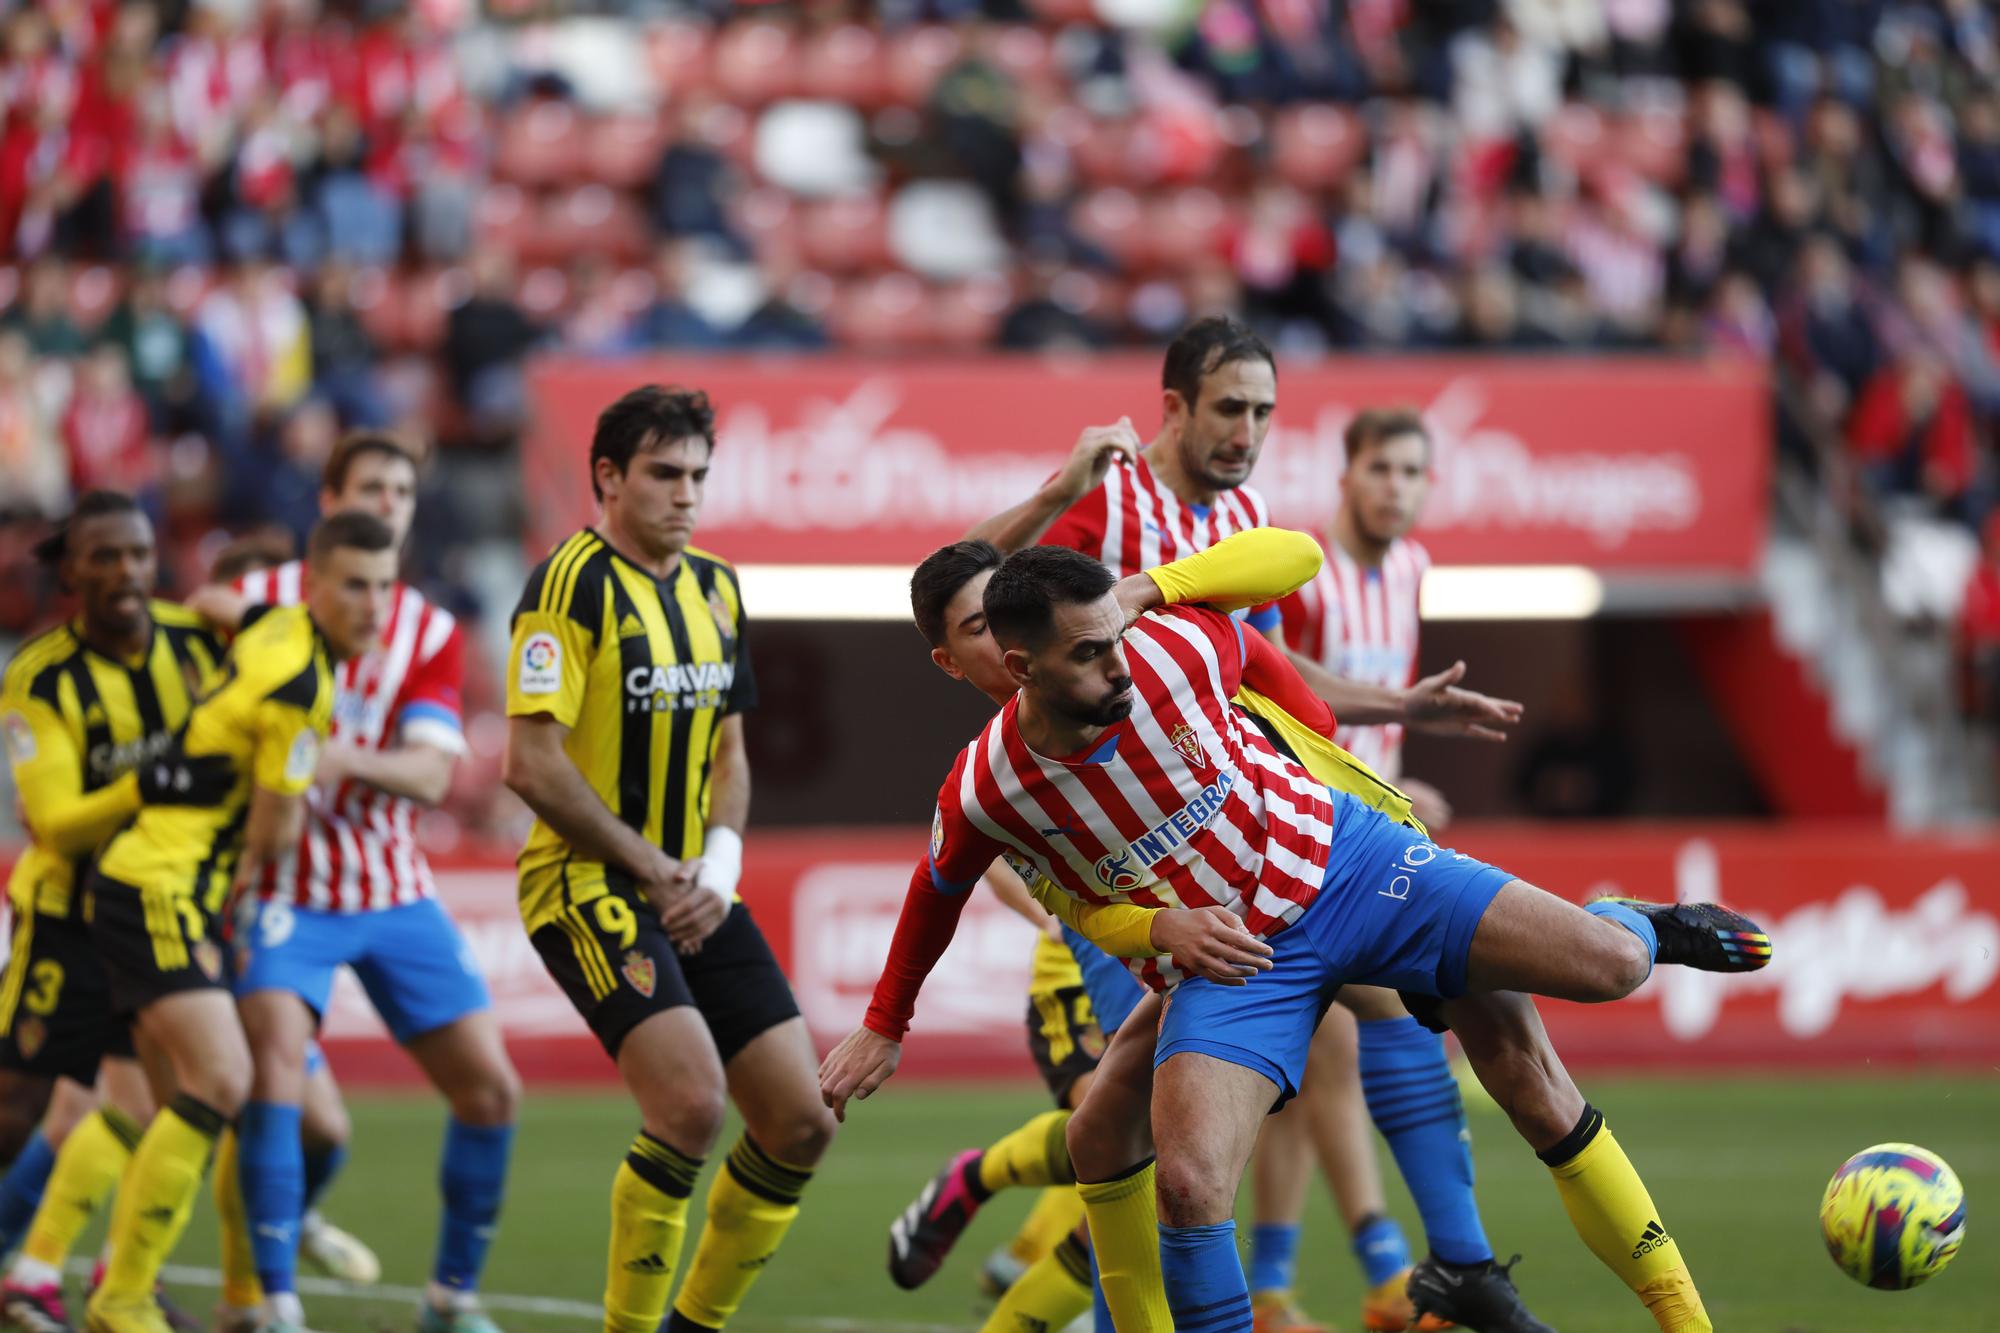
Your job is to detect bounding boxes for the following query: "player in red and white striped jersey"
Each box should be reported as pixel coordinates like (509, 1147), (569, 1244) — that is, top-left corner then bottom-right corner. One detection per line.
(1279, 407), (1453, 829)
(193, 435), (519, 1333)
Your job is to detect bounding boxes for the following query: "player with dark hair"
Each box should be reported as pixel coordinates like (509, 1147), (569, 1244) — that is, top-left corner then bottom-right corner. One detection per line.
(82, 511), (396, 1333)
(187, 430), (520, 1333)
(0, 493), (226, 1332)
(502, 385), (836, 1333)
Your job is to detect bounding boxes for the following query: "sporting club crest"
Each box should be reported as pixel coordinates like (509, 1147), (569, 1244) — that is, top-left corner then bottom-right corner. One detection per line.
(1169, 723), (1206, 767)
(622, 949), (658, 998)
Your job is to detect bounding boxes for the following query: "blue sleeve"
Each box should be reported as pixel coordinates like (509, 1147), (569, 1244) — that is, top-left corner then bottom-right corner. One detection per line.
(1244, 604), (1282, 634)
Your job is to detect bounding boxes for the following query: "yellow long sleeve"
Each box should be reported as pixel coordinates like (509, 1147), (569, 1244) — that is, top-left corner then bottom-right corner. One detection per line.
(1026, 874), (1161, 958)
(1143, 527), (1323, 611)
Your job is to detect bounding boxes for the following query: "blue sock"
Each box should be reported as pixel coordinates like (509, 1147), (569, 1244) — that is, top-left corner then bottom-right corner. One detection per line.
(434, 1118), (513, 1291)
(1358, 1017), (1492, 1267)
(241, 1100), (305, 1295)
(0, 1131), (56, 1253)
(1089, 1241), (1114, 1333)
(1584, 901), (1658, 979)
(302, 1140), (347, 1214)
(1351, 1212), (1412, 1287)
(1158, 1220), (1253, 1332)
(1247, 1221), (1301, 1294)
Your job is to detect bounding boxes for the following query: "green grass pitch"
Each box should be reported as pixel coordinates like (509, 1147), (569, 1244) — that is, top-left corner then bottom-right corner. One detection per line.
(122, 1074), (1998, 1331)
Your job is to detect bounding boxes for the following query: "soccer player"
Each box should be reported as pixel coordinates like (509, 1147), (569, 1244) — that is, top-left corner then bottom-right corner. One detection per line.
(969, 317), (1527, 1333)
(829, 539), (1766, 1331)
(0, 493), (228, 1332)
(188, 434), (520, 1333)
(501, 385), (836, 1333)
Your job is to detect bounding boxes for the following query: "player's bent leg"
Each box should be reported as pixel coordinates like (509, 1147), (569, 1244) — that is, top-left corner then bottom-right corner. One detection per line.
(403, 1009), (520, 1331)
(979, 1226), (1093, 1333)
(895, 1106), (1076, 1291)
(1066, 995), (1168, 1333)
(1441, 993), (1710, 1333)
(293, 1052), (376, 1288)
(0, 1071), (53, 1167)
(607, 1007), (724, 1333)
(0, 1078), (92, 1256)
(1245, 1093), (1321, 1333)
(94, 989), (249, 1323)
(1151, 1052), (1277, 1333)
(235, 988), (316, 1329)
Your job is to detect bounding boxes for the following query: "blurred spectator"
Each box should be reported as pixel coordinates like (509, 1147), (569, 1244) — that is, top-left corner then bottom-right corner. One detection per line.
(1452, 13), (1563, 144)
(310, 106), (404, 267)
(2, 259), (88, 358)
(564, 256), (642, 358)
(0, 330), (65, 517)
(652, 99), (738, 243)
(1957, 510), (2000, 720)
(1847, 352), (1979, 515)
(122, 83), (213, 267)
(1703, 269), (1778, 358)
(98, 268), (195, 429)
(922, 27), (1021, 218)
(239, 396), (340, 541)
(1782, 234), (1882, 421)
(998, 251), (1111, 350)
(445, 248), (544, 442)
(629, 242), (725, 350)
(191, 254), (313, 448)
(306, 262), (391, 427)
(1228, 183), (1336, 336)
(734, 245), (828, 351)
(61, 341), (155, 501)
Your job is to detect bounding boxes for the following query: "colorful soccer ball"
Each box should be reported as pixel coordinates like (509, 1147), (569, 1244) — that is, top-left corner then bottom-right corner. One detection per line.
(1819, 1143), (1966, 1289)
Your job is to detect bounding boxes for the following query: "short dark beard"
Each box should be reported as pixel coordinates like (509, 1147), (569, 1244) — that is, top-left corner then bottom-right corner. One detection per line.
(1060, 688), (1134, 729)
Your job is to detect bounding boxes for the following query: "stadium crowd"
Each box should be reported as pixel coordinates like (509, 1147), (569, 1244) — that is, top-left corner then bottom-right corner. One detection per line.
(4, 0), (2000, 810)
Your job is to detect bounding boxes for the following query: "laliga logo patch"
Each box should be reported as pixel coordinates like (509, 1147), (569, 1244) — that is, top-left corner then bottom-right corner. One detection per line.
(194, 941), (224, 981)
(930, 807), (945, 862)
(1095, 848), (1144, 891)
(1, 710), (35, 764)
(621, 949), (657, 998)
(518, 632), (562, 695)
(1169, 723), (1207, 768)
(708, 587), (735, 641)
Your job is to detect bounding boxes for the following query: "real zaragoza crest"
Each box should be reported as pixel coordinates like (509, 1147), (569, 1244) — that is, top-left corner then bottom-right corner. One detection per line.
(621, 949), (657, 998)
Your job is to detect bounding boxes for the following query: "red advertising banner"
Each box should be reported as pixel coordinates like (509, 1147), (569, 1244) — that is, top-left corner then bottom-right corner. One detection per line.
(525, 356), (1770, 575)
(300, 822), (2000, 1083)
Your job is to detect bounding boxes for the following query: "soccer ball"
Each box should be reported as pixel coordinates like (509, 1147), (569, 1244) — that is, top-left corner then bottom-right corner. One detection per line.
(1818, 1143), (1966, 1290)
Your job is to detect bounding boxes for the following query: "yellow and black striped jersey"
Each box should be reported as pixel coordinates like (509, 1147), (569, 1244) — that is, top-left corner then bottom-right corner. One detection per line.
(95, 604), (334, 912)
(1, 602), (225, 919)
(507, 529), (756, 933)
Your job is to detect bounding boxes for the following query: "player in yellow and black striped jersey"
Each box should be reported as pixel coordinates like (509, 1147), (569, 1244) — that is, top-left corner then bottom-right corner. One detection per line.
(0, 493), (231, 1326)
(81, 512), (397, 1333)
(503, 385), (833, 1333)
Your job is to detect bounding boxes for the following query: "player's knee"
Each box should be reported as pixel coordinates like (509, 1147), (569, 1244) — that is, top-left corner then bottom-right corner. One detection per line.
(1151, 1147), (1234, 1228)
(301, 1097), (350, 1152)
(191, 1053), (254, 1117)
(450, 1064), (522, 1128)
(644, 1084), (726, 1154)
(1593, 927), (1652, 999)
(761, 1104), (836, 1168)
(1064, 1103), (1126, 1183)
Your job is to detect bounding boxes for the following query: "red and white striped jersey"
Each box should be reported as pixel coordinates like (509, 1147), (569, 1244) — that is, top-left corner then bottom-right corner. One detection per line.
(1279, 535), (1429, 780)
(236, 560), (466, 911)
(1044, 456), (1272, 577)
(926, 606), (1334, 992)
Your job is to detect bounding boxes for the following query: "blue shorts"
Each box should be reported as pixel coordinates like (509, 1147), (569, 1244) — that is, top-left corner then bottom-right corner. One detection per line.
(236, 897), (491, 1044)
(1154, 791), (1512, 1103)
(1060, 924), (1149, 1036)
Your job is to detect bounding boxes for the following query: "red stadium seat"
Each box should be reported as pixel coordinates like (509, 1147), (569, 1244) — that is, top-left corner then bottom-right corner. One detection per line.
(735, 186), (802, 259)
(402, 266), (471, 351)
(713, 21), (802, 108)
(991, 28), (1056, 95)
(611, 267), (659, 321)
(515, 266), (572, 322)
(886, 26), (963, 107)
(1542, 102), (1608, 176)
(474, 183), (535, 256)
(1619, 108), (1687, 187)
(68, 264), (121, 331)
(828, 272), (927, 349)
(1072, 188), (1148, 272)
(1072, 116), (1138, 189)
(584, 113), (669, 191)
(798, 25), (889, 108)
(1028, 0), (1095, 24)
(345, 265), (401, 347)
(930, 274), (1014, 348)
(538, 186), (651, 265)
(495, 101), (585, 188)
(1146, 189), (1232, 273)
(798, 193), (890, 275)
(645, 22), (712, 99)
(1270, 105), (1364, 191)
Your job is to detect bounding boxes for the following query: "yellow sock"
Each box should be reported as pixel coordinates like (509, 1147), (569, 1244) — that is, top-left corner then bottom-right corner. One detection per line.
(672, 1134), (813, 1330)
(20, 1108), (138, 1269)
(982, 1230), (1092, 1332)
(604, 1131), (701, 1333)
(1543, 1107), (1711, 1333)
(1006, 1186), (1087, 1266)
(94, 1095), (224, 1303)
(211, 1127), (264, 1310)
(1077, 1160), (1171, 1333)
(978, 1109), (1075, 1194)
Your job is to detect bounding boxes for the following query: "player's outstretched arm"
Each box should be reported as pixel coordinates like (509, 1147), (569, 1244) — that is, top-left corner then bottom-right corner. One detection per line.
(503, 715), (680, 901)
(817, 1026), (901, 1124)
(318, 739), (456, 806)
(1134, 527), (1323, 617)
(986, 859), (1063, 941)
(1401, 659), (1525, 740)
(965, 419), (1140, 553)
(185, 583), (250, 633)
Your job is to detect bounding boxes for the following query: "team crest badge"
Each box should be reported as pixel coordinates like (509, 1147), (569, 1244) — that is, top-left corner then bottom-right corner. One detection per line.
(16, 1018), (45, 1060)
(1169, 723), (1206, 767)
(708, 588), (735, 640)
(193, 941), (224, 981)
(622, 949), (657, 998)
(931, 807), (946, 862)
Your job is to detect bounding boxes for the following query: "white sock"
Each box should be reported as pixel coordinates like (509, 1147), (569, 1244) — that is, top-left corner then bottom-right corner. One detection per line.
(300, 1209), (325, 1240)
(7, 1257), (59, 1288)
(426, 1281), (476, 1313)
(265, 1291), (306, 1325)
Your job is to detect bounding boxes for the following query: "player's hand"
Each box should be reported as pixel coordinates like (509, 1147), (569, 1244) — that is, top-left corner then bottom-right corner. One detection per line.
(660, 861), (730, 954)
(818, 1026), (902, 1122)
(1151, 906), (1273, 985)
(1041, 912), (1065, 944)
(186, 583), (250, 632)
(1402, 661), (1523, 741)
(1398, 776), (1453, 832)
(1050, 418), (1141, 504)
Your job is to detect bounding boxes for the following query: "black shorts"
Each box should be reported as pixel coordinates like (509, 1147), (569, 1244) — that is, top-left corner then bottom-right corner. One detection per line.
(532, 894), (800, 1062)
(1025, 983), (1106, 1107)
(86, 871), (231, 1017)
(0, 907), (136, 1084)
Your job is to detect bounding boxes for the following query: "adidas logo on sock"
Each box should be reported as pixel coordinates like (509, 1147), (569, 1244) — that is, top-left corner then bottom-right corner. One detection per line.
(623, 1253), (668, 1273)
(1631, 1219), (1671, 1259)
